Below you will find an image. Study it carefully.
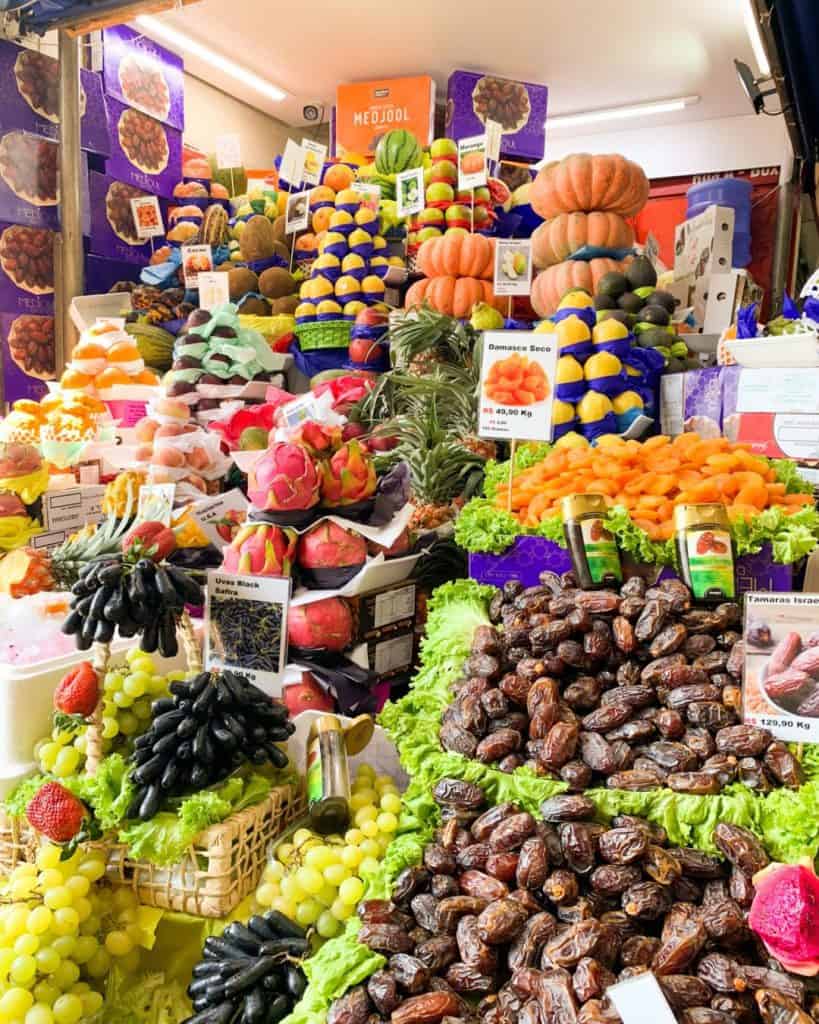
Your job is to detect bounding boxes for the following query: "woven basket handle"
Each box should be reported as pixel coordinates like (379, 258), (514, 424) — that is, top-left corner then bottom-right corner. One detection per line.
(85, 641), (111, 776)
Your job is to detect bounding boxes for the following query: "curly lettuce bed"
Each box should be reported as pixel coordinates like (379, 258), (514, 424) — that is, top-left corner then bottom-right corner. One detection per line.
(284, 579), (819, 1023)
(455, 447), (819, 565)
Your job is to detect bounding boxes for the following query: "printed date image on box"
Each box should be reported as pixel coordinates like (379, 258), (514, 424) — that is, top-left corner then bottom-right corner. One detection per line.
(478, 330), (558, 441)
(743, 592), (819, 743)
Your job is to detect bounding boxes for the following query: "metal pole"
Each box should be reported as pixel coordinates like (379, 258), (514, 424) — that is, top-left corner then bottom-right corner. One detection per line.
(57, 30), (83, 374)
(771, 146), (799, 317)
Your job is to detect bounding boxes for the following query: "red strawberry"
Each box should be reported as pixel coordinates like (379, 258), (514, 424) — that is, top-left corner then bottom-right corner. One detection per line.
(54, 662), (99, 718)
(26, 782), (87, 843)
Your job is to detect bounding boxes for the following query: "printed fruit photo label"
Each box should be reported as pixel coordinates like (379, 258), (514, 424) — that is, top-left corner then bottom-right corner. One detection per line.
(580, 517), (622, 584)
(686, 528), (735, 599)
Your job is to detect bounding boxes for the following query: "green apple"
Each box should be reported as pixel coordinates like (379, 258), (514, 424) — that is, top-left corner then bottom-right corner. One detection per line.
(444, 227), (469, 236)
(425, 182), (454, 204)
(429, 160), (457, 186)
(417, 226), (443, 243)
(472, 206), (491, 228)
(445, 203), (472, 227)
(417, 207), (445, 227)
(430, 138), (458, 160)
(473, 186), (491, 205)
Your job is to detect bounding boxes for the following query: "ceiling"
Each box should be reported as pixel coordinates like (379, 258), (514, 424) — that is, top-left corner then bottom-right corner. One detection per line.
(149, 0), (761, 137)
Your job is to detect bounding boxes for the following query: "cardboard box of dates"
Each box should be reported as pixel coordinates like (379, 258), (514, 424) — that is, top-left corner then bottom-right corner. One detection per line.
(445, 69), (548, 163)
(0, 310), (54, 402)
(105, 96), (181, 198)
(0, 128), (90, 231)
(87, 170), (163, 265)
(0, 222), (56, 314)
(469, 536), (795, 595)
(0, 39), (109, 156)
(102, 25), (184, 131)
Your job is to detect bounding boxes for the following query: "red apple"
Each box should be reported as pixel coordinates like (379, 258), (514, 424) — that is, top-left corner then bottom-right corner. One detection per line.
(342, 421), (367, 442)
(282, 673), (334, 716)
(348, 338), (385, 364)
(368, 432), (399, 451)
(354, 306), (389, 330)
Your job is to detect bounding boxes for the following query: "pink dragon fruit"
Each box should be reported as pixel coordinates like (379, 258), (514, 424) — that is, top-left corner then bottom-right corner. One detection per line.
(367, 527), (412, 559)
(749, 861), (819, 975)
(287, 596), (353, 652)
(288, 421), (342, 459)
(221, 523), (297, 577)
(248, 442), (320, 511)
(319, 440), (377, 507)
(298, 521), (367, 571)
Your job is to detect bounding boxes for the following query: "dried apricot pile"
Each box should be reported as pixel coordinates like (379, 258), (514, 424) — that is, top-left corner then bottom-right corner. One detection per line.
(497, 432), (814, 539)
(484, 353), (549, 406)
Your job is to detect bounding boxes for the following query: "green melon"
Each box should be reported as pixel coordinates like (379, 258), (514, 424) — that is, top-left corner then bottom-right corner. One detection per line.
(374, 129), (422, 174)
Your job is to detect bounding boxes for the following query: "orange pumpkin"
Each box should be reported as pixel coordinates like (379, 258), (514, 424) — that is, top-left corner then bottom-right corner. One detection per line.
(531, 212), (634, 269)
(405, 275), (505, 318)
(416, 233), (495, 281)
(530, 154), (650, 219)
(530, 258), (627, 318)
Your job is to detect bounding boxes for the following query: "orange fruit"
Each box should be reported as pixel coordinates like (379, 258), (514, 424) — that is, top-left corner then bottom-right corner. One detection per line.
(134, 368), (159, 385)
(106, 340), (141, 363)
(60, 368), (93, 389)
(95, 367), (131, 388)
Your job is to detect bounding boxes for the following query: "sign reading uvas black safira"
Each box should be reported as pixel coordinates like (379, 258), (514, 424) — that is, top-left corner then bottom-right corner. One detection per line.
(478, 330), (557, 442)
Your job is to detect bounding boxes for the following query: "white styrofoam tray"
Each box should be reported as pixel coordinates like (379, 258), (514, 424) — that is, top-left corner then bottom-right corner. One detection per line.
(724, 333), (819, 368)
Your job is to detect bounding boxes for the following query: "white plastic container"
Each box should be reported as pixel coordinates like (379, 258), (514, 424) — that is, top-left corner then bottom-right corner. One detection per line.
(725, 333), (819, 368)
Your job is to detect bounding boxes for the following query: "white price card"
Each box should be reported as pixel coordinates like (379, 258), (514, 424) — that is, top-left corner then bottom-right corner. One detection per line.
(494, 239), (533, 297)
(396, 167), (424, 219)
(188, 489), (248, 549)
(743, 591), (819, 743)
(457, 133), (488, 190)
(215, 133), (242, 170)
(280, 392), (320, 427)
(197, 271), (230, 312)
(42, 486), (104, 534)
(478, 329), (558, 442)
(129, 196), (164, 239)
(285, 190), (310, 233)
(181, 244), (214, 289)
(280, 139), (305, 188)
(137, 483), (175, 525)
(485, 118), (502, 165)
(206, 571), (291, 689)
(301, 138), (327, 185)
(606, 974), (677, 1024)
(351, 181), (381, 212)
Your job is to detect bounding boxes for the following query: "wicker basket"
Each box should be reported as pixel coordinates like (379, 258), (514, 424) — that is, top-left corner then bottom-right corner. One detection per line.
(295, 318), (352, 351)
(0, 808), (38, 875)
(106, 779), (306, 917)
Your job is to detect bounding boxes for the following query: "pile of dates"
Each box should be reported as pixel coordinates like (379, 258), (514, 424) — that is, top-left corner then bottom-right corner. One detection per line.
(440, 574), (803, 795)
(327, 781), (811, 1024)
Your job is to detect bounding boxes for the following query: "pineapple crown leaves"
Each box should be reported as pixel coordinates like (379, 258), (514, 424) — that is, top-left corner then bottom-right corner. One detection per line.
(387, 306), (479, 370)
(50, 483), (137, 587)
(52, 711), (87, 735)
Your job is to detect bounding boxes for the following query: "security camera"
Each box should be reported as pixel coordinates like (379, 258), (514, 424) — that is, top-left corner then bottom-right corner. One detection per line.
(734, 59), (777, 115)
(302, 104), (322, 123)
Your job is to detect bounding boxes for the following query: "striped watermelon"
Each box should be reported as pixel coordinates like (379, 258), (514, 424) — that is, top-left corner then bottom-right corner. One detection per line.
(374, 130), (422, 174)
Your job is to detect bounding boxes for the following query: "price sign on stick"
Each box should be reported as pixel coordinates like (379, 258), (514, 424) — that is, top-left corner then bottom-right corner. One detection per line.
(285, 190), (310, 234)
(129, 196), (164, 239)
(301, 138), (327, 185)
(478, 329), (558, 443)
(494, 239), (533, 297)
(280, 139), (305, 189)
(181, 244), (213, 289)
(205, 571), (291, 689)
(396, 167), (424, 218)
(458, 134), (488, 190)
(485, 118), (502, 168)
(215, 133), (242, 170)
(137, 483), (175, 525)
(351, 181), (381, 212)
(197, 271), (230, 312)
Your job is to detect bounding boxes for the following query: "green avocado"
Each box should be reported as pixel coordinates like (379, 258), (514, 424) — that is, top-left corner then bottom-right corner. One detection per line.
(634, 285), (656, 300)
(647, 290), (678, 315)
(597, 308), (631, 326)
(618, 291), (645, 314)
(638, 304), (671, 328)
(636, 326), (672, 349)
(597, 271), (630, 299)
(593, 292), (619, 311)
(626, 255), (658, 290)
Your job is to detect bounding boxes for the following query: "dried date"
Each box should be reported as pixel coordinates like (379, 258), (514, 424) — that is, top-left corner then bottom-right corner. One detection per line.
(437, 895), (491, 932)
(459, 871), (508, 901)
(598, 828), (649, 865)
(476, 729), (522, 764)
(367, 970), (401, 1015)
(589, 864), (642, 897)
(517, 837), (549, 890)
(415, 935), (458, 972)
(573, 957), (616, 1002)
(560, 760), (594, 791)
(456, 915), (497, 973)
(472, 803), (517, 842)
(391, 991), (461, 1024)
(389, 954), (431, 994)
(713, 823), (769, 875)
(358, 923), (414, 954)
(622, 881), (671, 920)
(478, 898), (529, 945)
(328, 985), (371, 1024)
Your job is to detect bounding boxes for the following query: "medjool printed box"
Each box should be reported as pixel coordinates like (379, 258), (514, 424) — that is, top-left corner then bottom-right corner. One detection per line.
(88, 170), (160, 265)
(0, 222), (56, 314)
(445, 70), (548, 163)
(105, 96), (181, 198)
(0, 309), (54, 402)
(0, 128), (60, 228)
(84, 254), (141, 293)
(0, 39), (109, 156)
(102, 25), (184, 131)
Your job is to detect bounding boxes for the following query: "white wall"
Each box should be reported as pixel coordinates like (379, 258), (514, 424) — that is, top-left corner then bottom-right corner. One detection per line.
(546, 114), (791, 179)
(183, 74), (328, 167)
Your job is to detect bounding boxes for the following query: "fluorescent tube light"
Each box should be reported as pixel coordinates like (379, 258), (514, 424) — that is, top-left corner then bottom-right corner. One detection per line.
(742, 0), (771, 78)
(135, 14), (287, 102)
(549, 95), (699, 129)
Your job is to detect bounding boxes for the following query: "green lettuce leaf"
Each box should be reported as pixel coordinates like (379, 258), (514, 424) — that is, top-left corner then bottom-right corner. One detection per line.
(453, 498), (520, 554)
(534, 515), (567, 546)
(93, 967), (190, 1024)
(483, 443), (553, 500)
(4, 774), (48, 818)
(773, 458), (815, 494)
(731, 505), (819, 564)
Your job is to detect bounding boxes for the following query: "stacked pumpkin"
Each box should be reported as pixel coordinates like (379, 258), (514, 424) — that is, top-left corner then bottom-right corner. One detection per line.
(529, 153), (650, 317)
(404, 232), (505, 319)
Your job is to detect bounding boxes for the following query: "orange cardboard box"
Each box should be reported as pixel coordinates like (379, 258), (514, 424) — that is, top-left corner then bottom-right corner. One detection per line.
(336, 75), (435, 155)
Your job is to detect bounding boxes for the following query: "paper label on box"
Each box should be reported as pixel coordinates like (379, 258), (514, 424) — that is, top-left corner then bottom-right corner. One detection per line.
(659, 374), (685, 436)
(197, 272), (230, 312)
(215, 133), (242, 170)
(396, 168), (424, 218)
(42, 486), (104, 534)
(494, 239), (533, 296)
(606, 974), (677, 1024)
(743, 591), (819, 742)
(373, 584), (416, 628)
(736, 369), (819, 413)
(374, 632), (414, 675)
(478, 330), (558, 441)
(301, 139), (327, 185)
(181, 244), (213, 288)
(206, 571), (290, 687)
(281, 392), (320, 427)
(280, 139), (305, 188)
(285, 190), (310, 233)
(457, 134), (487, 190)
(129, 196), (164, 239)
(485, 119), (502, 165)
(189, 488), (248, 548)
(137, 483), (175, 525)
